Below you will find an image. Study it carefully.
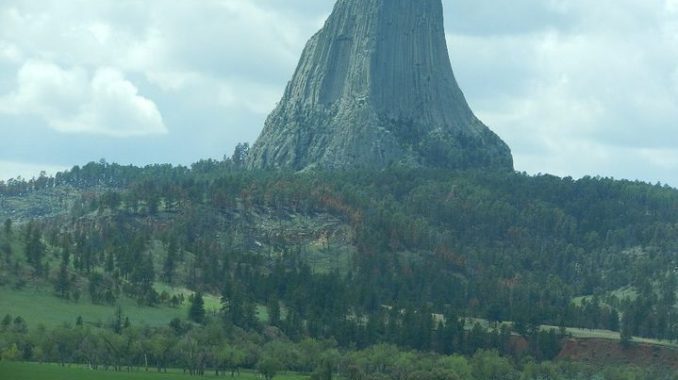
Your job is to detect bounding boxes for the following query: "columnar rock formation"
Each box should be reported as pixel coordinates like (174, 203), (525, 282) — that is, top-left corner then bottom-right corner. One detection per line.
(247, 0), (513, 171)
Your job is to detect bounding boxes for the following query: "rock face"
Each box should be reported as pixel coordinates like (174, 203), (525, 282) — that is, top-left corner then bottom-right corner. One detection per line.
(247, 0), (513, 171)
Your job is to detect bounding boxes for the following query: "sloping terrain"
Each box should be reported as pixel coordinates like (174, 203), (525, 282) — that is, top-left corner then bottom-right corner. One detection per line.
(558, 338), (678, 369)
(1, 162), (678, 372)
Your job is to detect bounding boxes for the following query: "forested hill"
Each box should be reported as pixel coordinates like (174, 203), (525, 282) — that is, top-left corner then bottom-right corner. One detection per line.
(1, 157), (677, 352)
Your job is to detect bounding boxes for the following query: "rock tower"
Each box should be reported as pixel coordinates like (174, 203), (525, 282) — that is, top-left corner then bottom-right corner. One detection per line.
(247, 0), (513, 171)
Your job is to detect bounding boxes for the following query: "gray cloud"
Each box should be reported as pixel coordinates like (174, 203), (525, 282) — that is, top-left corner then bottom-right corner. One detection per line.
(0, 0), (677, 187)
(445, 0), (574, 35)
(0, 61), (166, 137)
(447, 0), (678, 185)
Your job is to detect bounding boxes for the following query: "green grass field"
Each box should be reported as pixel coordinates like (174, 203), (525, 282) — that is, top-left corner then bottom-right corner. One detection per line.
(0, 362), (309, 380)
(0, 284), (269, 329)
(0, 285), (187, 328)
(572, 286), (640, 306)
(2, 282), (676, 354)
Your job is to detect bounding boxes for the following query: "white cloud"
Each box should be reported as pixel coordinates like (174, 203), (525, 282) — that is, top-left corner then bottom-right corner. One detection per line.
(0, 41), (21, 63)
(0, 0), (321, 120)
(0, 60), (166, 137)
(0, 0), (677, 186)
(448, 0), (678, 185)
(216, 79), (281, 115)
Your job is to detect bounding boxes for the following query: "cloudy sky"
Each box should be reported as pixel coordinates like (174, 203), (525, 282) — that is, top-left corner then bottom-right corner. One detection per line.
(1, 0), (677, 186)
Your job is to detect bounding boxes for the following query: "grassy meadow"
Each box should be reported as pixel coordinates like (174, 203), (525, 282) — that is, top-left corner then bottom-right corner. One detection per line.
(3, 284), (676, 349)
(0, 285), (222, 328)
(0, 285), (185, 328)
(0, 283), (271, 329)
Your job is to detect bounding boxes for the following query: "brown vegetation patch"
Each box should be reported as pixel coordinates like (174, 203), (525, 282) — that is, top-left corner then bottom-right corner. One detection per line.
(558, 338), (678, 369)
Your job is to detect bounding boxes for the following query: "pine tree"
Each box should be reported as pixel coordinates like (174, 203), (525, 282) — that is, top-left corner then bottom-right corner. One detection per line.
(1, 314), (11, 332)
(620, 311), (633, 348)
(163, 238), (178, 284)
(130, 253), (157, 305)
(267, 297), (280, 327)
(112, 305), (125, 334)
(24, 223), (45, 276)
(54, 248), (71, 298)
(609, 309), (620, 332)
(54, 264), (70, 299)
(189, 292), (206, 324)
(222, 282), (255, 328)
(3, 219), (11, 236)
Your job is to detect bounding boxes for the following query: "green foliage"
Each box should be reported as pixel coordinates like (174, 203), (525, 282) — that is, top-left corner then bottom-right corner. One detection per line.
(520, 361), (559, 380)
(0, 286), (188, 328)
(470, 350), (517, 380)
(23, 222), (45, 276)
(217, 345), (247, 376)
(3, 219), (11, 236)
(53, 264), (71, 299)
(267, 297), (281, 327)
(0, 314), (11, 332)
(438, 355), (473, 380)
(1, 343), (20, 361)
(162, 238), (178, 285)
(188, 292), (205, 324)
(2, 162), (678, 376)
(0, 320), (675, 379)
(620, 311), (634, 348)
(310, 349), (340, 380)
(258, 355), (282, 380)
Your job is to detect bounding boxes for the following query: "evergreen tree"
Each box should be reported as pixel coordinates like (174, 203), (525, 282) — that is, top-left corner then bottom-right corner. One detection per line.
(12, 316), (27, 334)
(267, 297), (281, 327)
(620, 311), (633, 348)
(222, 283), (255, 329)
(0, 314), (11, 332)
(130, 253), (157, 305)
(189, 292), (206, 324)
(24, 222), (45, 276)
(112, 305), (125, 334)
(231, 143), (250, 168)
(3, 219), (11, 236)
(54, 264), (70, 299)
(54, 247), (72, 298)
(163, 238), (178, 284)
(1, 240), (12, 266)
(608, 309), (620, 332)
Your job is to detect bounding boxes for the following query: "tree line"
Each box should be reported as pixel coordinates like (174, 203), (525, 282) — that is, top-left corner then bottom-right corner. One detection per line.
(1, 312), (676, 380)
(1, 155), (677, 361)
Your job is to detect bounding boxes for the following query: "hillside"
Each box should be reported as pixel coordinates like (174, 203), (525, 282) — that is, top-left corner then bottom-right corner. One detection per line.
(1, 160), (678, 376)
(558, 338), (678, 369)
(2, 162), (677, 330)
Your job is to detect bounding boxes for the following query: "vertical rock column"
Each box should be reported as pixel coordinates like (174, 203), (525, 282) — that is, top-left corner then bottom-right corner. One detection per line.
(247, 0), (513, 171)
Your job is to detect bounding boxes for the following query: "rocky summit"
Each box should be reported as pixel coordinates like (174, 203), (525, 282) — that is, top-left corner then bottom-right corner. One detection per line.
(247, 0), (513, 171)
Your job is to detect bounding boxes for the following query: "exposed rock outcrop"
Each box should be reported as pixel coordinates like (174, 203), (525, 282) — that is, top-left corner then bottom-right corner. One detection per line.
(247, 0), (513, 171)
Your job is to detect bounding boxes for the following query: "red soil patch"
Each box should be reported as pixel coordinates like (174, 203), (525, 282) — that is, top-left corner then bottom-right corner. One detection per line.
(558, 338), (678, 369)
(507, 335), (529, 356)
